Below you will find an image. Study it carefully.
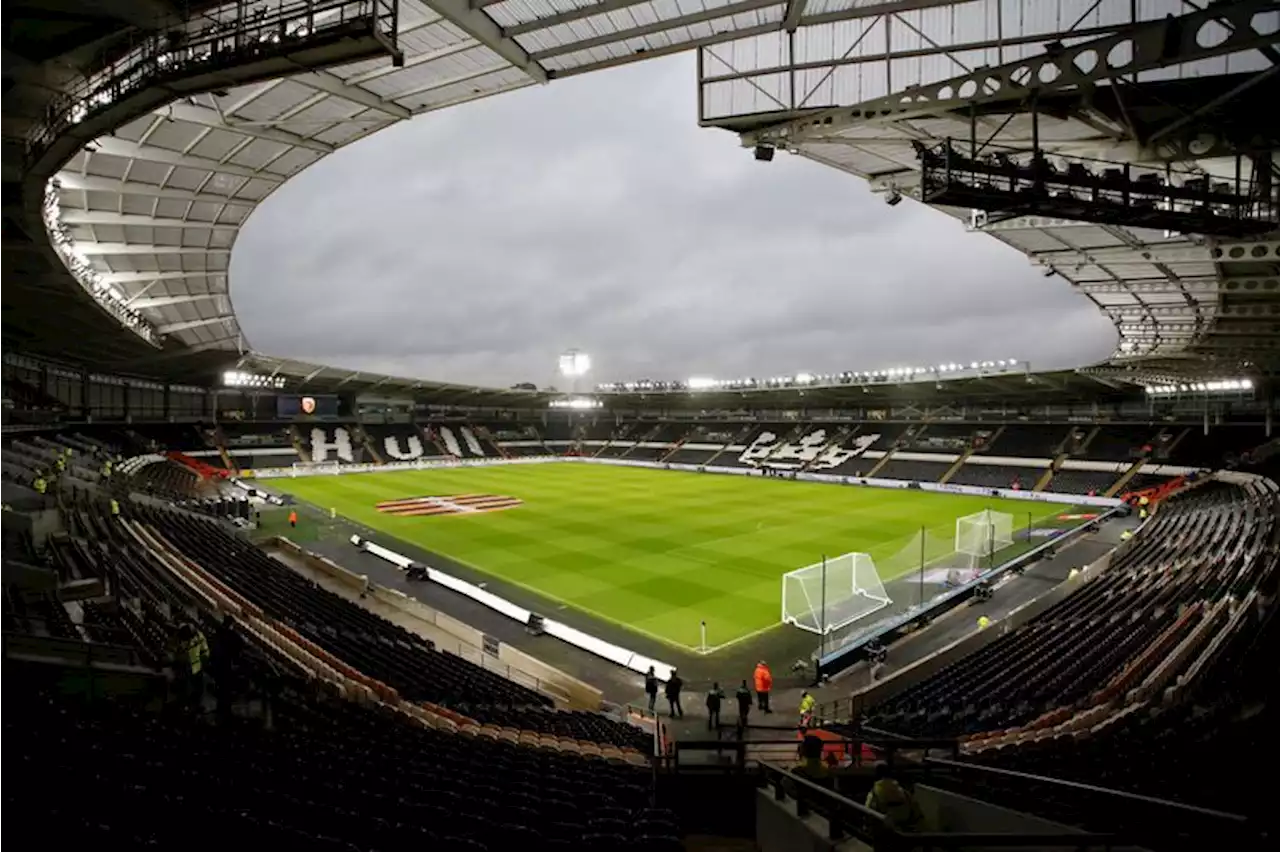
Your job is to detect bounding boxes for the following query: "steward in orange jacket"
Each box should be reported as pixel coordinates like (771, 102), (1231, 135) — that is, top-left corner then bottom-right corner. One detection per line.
(753, 661), (773, 713)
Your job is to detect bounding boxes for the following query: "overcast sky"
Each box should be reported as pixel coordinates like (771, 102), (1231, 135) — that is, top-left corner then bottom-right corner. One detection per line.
(230, 54), (1116, 389)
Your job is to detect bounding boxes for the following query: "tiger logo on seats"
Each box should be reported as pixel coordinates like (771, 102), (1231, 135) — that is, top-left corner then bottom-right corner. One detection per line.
(376, 494), (523, 517)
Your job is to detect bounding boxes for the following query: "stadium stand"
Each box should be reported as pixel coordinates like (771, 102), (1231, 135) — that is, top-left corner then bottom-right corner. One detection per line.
(220, 424), (300, 470)
(1076, 425), (1160, 461)
(131, 503), (553, 708)
(947, 462), (1038, 490)
(979, 424), (1069, 457)
(1042, 468), (1119, 495)
(861, 475), (1277, 828)
(872, 459), (953, 483)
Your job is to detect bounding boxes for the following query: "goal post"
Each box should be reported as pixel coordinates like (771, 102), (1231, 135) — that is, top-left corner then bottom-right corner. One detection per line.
(781, 552), (892, 635)
(955, 510), (1015, 561)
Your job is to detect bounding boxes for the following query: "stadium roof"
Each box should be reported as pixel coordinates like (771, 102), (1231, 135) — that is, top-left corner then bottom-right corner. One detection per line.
(713, 0), (1280, 377)
(595, 367), (1141, 408)
(238, 352), (555, 406)
(4, 0), (1278, 394)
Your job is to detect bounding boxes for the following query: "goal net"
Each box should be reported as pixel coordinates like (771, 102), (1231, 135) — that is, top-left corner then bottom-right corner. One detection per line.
(955, 510), (1015, 567)
(782, 552), (892, 635)
(291, 459), (341, 477)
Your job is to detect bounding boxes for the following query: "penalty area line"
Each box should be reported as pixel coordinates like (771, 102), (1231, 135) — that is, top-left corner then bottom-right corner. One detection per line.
(695, 621), (784, 656)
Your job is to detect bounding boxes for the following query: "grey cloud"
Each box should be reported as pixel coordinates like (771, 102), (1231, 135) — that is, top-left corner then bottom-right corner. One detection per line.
(230, 55), (1115, 388)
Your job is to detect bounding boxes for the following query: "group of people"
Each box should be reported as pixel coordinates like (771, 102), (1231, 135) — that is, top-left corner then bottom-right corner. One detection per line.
(643, 660), (816, 730)
(642, 660), (924, 831)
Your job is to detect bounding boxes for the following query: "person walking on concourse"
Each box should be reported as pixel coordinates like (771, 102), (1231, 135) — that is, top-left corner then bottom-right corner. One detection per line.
(735, 680), (752, 736)
(705, 682), (724, 730)
(665, 668), (684, 718)
(644, 666), (659, 712)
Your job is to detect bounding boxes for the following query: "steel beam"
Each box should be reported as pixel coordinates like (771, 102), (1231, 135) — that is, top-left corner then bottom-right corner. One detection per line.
(345, 40), (479, 85)
(554, 21), (782, 78)
(389, 63), (513, 101)
(89, 137), (283, 182)
(157, 102), (335, 154)
(531, 0), (780, 61)
(293, 70), (413, 118)
(101, 270), (213, 285)
(55, 174), (257, 206)
(157, 315), (234, 335)
(502, 0), (655, 37)
(1033, 244), (1217, 266)
(422, 0), (549, 83)
(73, 243), (231, 256)
(131, 293), (224, 310)
(59, 211), (240, 230)
(752, 0), (1280, 145)
(1076, 279), (1222, 295)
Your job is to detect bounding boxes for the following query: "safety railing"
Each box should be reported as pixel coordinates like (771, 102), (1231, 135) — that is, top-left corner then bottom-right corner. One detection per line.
(27, 0), (399, 162)
(759, 759), (1150, 851)
(3, 627), (148, 669)
(921, 756), (1253, 840)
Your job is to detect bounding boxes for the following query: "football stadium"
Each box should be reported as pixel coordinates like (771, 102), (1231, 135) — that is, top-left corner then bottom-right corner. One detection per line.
(3, 2), (1278, 851)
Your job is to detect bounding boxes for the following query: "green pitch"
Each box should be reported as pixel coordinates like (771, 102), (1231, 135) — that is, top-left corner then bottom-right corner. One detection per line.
(280, 463), (1067, 651)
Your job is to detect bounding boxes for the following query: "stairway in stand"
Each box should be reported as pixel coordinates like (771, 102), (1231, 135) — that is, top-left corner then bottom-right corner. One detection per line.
(288, 425), (309, 463)
(356, 424), (384, 465)
(472, 424), (511, 459)
(212, 424), (235, 471)
(419, 423), (451, 458)
(702, 425), (753, 467)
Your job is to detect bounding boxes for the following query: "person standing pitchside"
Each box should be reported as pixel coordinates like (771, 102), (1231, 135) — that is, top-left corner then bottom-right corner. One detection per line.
(644, 666), (659, 712)
(665, 669), (684, 718)
(754, 660), (773, 714)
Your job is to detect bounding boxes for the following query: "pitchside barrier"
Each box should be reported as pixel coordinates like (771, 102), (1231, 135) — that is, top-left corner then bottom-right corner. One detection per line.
(349, 534), (677, 682)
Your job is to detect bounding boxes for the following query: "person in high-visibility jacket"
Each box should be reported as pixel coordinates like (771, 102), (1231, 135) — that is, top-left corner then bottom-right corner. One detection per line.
(798, 691), (816, 726)
(977, 615), (991, 630)
(33, 477), (47, 494)
(865, 764), (924, 830)
(753, 661), (773, 713)
(172, 623), (210, 705)
(288, 510), (298, 528)
(110, 499), (120, 516)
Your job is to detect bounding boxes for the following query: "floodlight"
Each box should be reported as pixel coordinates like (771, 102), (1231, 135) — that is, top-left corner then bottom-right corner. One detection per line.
(687, 377), (717, 390)
(558, 350), (591, 378)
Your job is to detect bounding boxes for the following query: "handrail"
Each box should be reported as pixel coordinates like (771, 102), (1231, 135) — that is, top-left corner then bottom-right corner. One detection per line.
(3, 630), (148, 669)
(922, 756), (1251, 827)
(27, 0), (394, 158)
(757, 760), (1134, 850)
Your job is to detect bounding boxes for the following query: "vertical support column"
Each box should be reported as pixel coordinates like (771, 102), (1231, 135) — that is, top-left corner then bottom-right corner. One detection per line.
(163, 384), (172, 421)
(80, 370), (90, 421)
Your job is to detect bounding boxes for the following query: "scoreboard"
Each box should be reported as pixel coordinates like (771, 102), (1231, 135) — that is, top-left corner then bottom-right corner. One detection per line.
(276, 394), (340, 419)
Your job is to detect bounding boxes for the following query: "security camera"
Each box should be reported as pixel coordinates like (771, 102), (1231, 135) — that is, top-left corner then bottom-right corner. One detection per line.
(884, 189), (903, 206)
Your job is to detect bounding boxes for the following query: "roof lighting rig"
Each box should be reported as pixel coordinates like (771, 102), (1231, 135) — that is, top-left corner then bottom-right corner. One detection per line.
(42, 181), (160, 346)
(595, 360), (1027, 393)
(222, 370), (285, 389)
(918, 136), (1278, 239)
(549, 397), (603, 410)
(1144, 379), (1255, 396)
